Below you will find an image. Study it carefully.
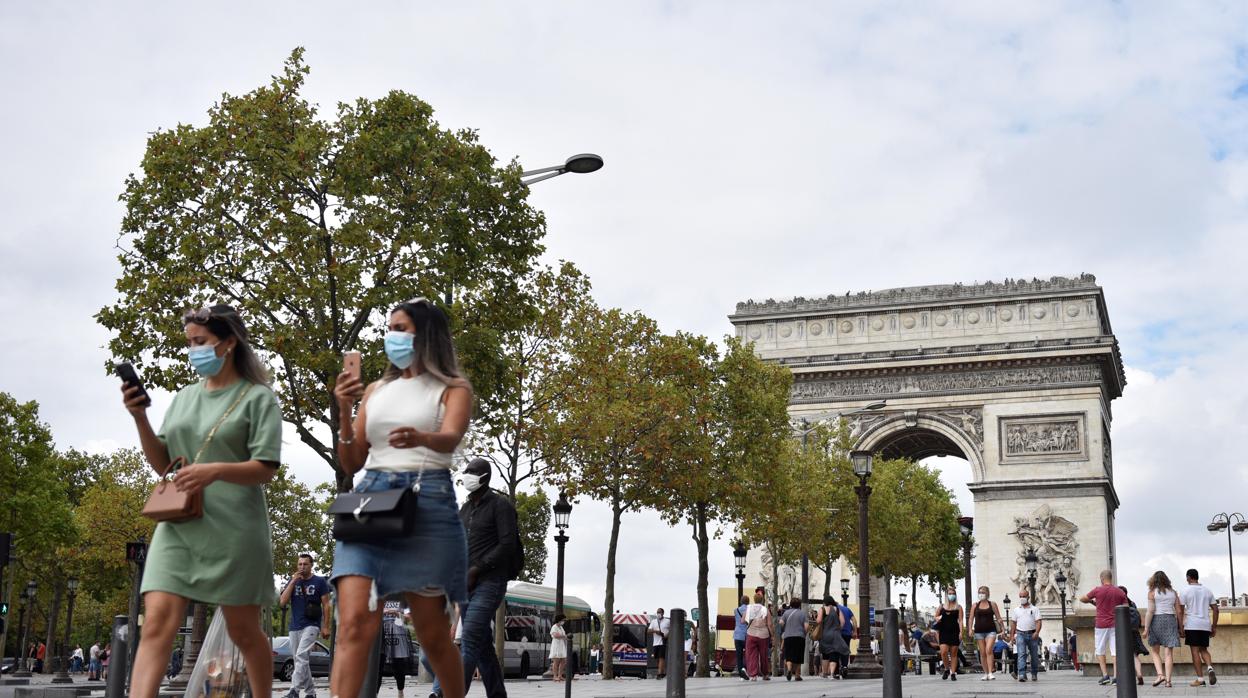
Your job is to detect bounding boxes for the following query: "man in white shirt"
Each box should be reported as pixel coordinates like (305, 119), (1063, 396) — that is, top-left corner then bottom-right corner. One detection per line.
(1008, 589), (1044, 682)
(648, 609), (672, 679)
(88, 642), (101, 681)
(1176, 568), (1219, 687)
(1047, 639), (1062, 669)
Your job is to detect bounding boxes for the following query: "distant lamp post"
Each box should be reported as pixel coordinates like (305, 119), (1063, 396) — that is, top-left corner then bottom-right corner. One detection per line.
(840, 578), (851, 608)
(846, 450), (882, 679)
(1055, 566), (1069, 659)
(899, 593), (908, 625)
(52, 576), (80, 683)
(1024, 547), (1039, 601)
(1003, 595), (1012, 629)
(16, 580), (37, 676)
(552, 492), (574, 697)
(958, 517), (974, 636)
(1207, 513), (1246, 605)
(519, 153), (605, 186)
(733, 542), (748, 601)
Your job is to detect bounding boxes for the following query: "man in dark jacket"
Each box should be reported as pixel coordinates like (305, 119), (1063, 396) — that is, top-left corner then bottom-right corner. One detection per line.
(454, 458), (518, 698)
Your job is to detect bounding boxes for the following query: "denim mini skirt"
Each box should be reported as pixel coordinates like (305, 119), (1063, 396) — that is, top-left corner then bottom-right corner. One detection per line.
(331, 469), (468, 606)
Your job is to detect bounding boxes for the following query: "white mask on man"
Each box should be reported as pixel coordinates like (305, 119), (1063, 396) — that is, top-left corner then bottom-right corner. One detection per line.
(459, 472), (486, 492)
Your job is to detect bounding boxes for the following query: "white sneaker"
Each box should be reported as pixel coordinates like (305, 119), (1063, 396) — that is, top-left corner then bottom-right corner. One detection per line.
(980, 674), (990, 681)
(989, 673), (997, 680)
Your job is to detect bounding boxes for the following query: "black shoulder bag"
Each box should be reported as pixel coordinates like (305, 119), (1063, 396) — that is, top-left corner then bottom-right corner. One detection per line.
(329, 471), (423, 542)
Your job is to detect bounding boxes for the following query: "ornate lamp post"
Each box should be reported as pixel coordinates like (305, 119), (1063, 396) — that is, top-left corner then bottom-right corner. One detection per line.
(1055, 567), (1069, 661)
(1024, 547), (1039, 602)
(733, 542), (747, 601)
(1002, 595), (1011, 629)
(52, 576), (79, 683)
(846, 450), (882, 679)
(552, 492), (574, 696)
(899, 593), (908, 625)
(840, 578), (850, 609)
(1207, 513), (1246, 605)
(15, 580), (37, 677)
(958, 517), (974, 637)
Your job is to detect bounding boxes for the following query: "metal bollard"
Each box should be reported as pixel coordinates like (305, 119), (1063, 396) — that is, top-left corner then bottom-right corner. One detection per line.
(361, 624), (383, 698)
(105, 615), (129, 698)
(1115, 605), (1137, 698)
(882, 608), (902, 698)
(666, 609), (686, 698)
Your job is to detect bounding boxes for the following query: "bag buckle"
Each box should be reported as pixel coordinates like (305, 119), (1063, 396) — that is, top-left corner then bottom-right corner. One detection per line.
(353, 496), (372, 522)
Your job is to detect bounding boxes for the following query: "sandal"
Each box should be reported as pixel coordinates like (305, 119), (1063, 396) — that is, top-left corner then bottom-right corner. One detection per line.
(1153, 677), (1165, 687)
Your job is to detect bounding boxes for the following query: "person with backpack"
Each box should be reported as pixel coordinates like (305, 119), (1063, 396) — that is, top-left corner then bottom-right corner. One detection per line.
(279, 553), (331, 698)
(454, 457), (521, 698)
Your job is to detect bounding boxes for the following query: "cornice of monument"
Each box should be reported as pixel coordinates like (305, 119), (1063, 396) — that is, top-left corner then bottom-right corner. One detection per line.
(731, 273), (1102, 319)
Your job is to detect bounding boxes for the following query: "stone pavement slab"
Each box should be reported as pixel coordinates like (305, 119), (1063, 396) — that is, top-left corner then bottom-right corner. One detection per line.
(361, 672), (1248, 698)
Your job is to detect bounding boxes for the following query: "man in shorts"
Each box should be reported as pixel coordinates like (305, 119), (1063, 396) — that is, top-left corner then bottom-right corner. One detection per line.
(649, 608), (671, 679)
(1177, 568), (1219, 687)
(1079, 569), (1127, 685)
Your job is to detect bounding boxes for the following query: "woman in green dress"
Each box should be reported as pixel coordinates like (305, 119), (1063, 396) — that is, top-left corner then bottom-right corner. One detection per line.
(121, 304), (282, 698)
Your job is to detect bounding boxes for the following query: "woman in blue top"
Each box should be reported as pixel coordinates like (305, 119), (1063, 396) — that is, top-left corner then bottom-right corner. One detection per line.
(733, 595), (749, 680)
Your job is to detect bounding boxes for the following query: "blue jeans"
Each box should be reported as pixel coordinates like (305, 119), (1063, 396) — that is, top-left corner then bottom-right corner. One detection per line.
(1016, 631), (1040, 677)
(432, 577), (507, 698)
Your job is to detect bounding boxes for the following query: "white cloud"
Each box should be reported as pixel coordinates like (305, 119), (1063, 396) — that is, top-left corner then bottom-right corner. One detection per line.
(3, 1), (1248, 619)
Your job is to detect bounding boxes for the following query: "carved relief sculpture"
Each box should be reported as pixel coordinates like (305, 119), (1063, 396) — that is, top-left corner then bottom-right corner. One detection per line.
(1005, 420), (1080, 455)
(1009, 504), (1081, 606)
(792, 363), (1101, 401)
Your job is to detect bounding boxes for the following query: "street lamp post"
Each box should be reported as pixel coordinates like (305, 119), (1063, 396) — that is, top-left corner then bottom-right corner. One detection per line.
(52, 576), (79, 683)
(518, 154), (605, 186)
(958, 518), (974, 634)
(552, 492), (573, 698)
(846, 450), (882, 679)
(733, 543), (747, 602)
(840, 578), (850, 609)
(1024, 548), (1039, 602)
(16, 580), (36, 677)
(899, 593), (907, 626)
(1207, 513), (1247, 605)
(1055, 568), (1069, 663)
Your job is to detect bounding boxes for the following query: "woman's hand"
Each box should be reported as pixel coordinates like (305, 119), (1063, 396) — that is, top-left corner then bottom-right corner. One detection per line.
(334, 370), (365, 405)
(174, 462), (220, 495)
(122, 384), (149, 417)
(388, 426), (426, 449)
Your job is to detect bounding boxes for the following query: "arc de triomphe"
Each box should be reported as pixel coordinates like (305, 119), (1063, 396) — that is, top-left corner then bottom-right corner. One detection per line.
(730, 274), (1126, 615)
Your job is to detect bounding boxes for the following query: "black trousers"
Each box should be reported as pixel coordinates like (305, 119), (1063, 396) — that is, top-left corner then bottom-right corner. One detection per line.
(390, 656), (409, 692)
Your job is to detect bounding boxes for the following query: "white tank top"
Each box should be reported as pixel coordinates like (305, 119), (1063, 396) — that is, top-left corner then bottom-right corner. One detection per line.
(1152, 588), (1177, 615)
(364, 373), (453, 471)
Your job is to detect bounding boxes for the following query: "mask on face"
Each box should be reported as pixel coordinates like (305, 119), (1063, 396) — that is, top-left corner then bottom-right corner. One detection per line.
(979, 593), (988, 601)
(1021, 597), (1030, 606)
(947, 593), (957, 601)
(188, 343), (225, 377)
(459, 472), (485, 493)
(384, 331), (416, 369)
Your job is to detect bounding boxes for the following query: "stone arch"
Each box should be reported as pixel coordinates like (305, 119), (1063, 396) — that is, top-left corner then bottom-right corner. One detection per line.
(854, 413), (986, 482)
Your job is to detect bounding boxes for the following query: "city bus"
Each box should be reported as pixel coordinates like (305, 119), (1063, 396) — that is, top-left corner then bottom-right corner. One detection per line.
(502, 582), (597, 678)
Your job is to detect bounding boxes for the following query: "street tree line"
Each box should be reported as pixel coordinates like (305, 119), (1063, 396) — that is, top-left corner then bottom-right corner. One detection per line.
(17, 48), (967, 679)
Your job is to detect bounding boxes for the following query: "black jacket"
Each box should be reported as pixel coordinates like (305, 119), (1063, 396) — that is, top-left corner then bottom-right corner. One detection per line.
(459, 488), (519, 581)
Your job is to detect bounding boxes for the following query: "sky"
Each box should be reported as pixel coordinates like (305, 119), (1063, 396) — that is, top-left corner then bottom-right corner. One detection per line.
(3, 1), (1248, 619)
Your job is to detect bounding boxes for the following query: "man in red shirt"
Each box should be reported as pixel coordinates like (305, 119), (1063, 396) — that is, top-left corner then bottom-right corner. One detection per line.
(1079, 570), (1128, 685)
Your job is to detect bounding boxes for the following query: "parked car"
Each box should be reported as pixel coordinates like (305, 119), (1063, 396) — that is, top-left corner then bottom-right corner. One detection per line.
(1, 656), (16, 674)
(272, 637), (332, 681)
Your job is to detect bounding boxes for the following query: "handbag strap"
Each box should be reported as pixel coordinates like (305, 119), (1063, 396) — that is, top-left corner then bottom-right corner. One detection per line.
(158, 383), (255, 478)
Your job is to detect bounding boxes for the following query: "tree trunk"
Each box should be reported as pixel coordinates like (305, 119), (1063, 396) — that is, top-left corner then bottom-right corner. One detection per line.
(601, 501), (623, 680)
(770, 549), (780, 676)
(821, 557), (833, 598)
(693, 504), (710, 677)
(911, 577), (919, 623)
(44, 583), (63, 673)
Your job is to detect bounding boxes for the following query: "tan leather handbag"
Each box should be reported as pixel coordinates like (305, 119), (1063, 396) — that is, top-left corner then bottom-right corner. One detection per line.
(142, 384), (252, 523)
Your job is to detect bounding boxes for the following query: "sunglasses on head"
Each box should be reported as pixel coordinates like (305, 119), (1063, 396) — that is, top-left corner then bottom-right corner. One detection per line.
(182, 307), (218, 324)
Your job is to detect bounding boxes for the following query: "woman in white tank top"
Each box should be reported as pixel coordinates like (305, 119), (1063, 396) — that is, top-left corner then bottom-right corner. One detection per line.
(1145, 570), (1180, 687)
(330, 298), (473, 698)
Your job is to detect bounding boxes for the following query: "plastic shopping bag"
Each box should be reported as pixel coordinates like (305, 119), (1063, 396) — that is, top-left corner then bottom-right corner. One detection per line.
(184, 609), (248, 698)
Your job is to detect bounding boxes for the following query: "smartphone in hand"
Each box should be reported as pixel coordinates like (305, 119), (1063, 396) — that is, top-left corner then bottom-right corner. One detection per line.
(343, 351), (362, 383)
(115, 362), (152, 407)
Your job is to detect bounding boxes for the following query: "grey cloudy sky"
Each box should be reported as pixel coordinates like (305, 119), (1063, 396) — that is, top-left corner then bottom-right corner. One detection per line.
(3, 2), (1248, 616)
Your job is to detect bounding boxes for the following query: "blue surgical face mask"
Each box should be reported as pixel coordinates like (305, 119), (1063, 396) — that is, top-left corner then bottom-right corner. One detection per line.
(187, 343), (225, 377)
(384, 330), (416, 369)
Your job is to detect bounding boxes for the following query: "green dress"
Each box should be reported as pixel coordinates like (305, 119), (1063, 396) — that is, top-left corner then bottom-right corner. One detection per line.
(142, 379), (282, 606)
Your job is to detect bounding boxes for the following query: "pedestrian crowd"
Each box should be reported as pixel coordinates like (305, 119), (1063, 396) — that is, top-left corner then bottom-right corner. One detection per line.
(115, 300), (522, 698)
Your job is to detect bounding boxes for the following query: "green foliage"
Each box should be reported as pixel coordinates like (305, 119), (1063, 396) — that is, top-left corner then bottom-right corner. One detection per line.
(96, 48), (547, 490)
(72, 449), (157, 607)
(266, 470), (334, 574)
(513, 490), (550, 584)
(466, 262), (592, 498)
